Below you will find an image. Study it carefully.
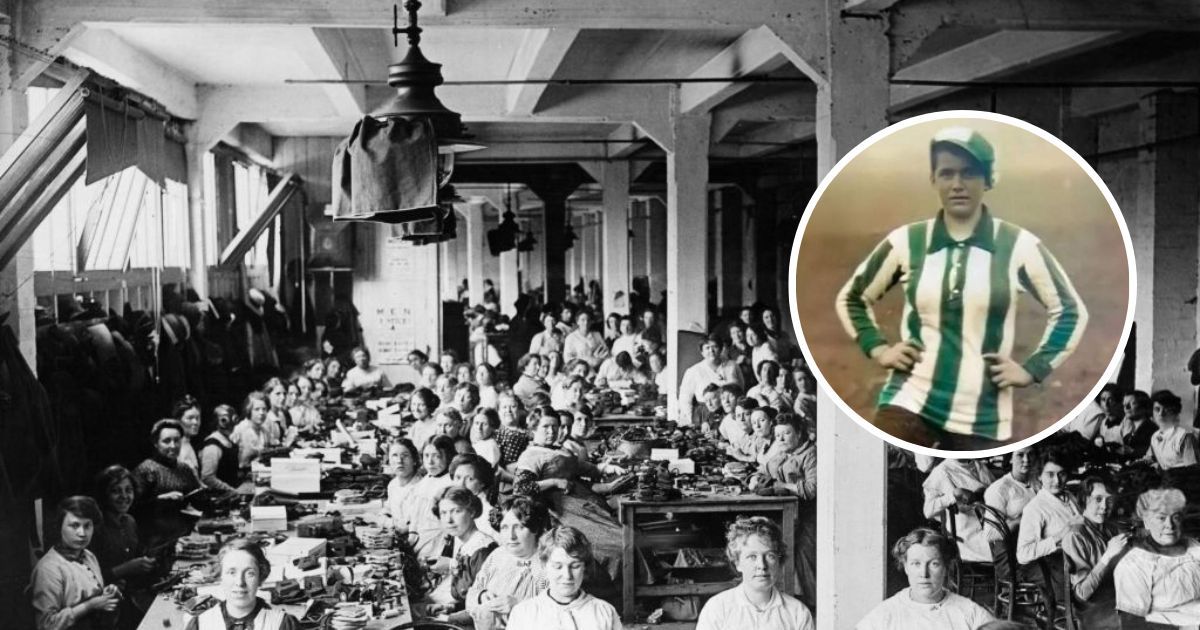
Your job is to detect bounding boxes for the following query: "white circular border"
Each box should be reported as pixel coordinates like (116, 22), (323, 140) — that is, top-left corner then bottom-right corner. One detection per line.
(787, 109), (1138, 459)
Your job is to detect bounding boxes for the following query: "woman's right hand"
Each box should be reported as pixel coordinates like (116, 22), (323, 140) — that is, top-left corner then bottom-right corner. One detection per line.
(479, 592), (517, 614)
(1101, 532), (1131, 562)
(88, 591), (121, 613)
(872, 341), (923, 372)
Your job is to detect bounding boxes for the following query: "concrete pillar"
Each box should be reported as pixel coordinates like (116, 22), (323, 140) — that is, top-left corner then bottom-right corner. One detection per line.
(499, 247), (518, 317)
(527, 208), (545, 294)
(806, 6), (891, 627)
(529, 182), (578, 305)
(602, 163), (631, 316)
(1141, 91), (1200, 412)
(0, 65), (35, 366)
(718, 187), (743, 312)
(665, 106), (710, 422)
(185, 143), (210, 299)
(464, 198), (487, 306)
(629, 199), (648, 282)
(590, 210), (603, 293)
(739, 190), (757, 307)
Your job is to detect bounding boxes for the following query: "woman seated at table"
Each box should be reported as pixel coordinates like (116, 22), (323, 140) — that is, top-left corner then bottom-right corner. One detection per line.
(696, 516), (815, 630)
(746, 360), (794, 412)
(453, 382), (482, 418)
(748, 413), (816, 608)
(230, 392), (276, 473)
(730, 406), (777, 464)
(451, 453), (500, 539)
(324, 356), (344, 398)
(475, 363), (501, 410)
(31, 496), (122, 630)
(719, 396), (757, 449)
(509, 525), (622, 630)
(434, 406), (473, 454)
(1113, 488), (1200, 625)
(1142, 389), (1198, 469)
(288, 376), (323, 433)
(856, 527), (995, 630)
(134, 419), (202, 546)
(495, 392), (531, 471)
(185, 538), (300, 630)
(923, 454), (996, 564)
(470, 408), (502, 466)
(465, 495), (552, 630)
(404, 388), (441, 451)
(91, 465), (159, 623)
(341, 345), (391, 394)
(405, 436), (458, 558)
(262, 378), (297, 449)
(551, 375), (589, 412)
(1061, 475), (1128, 630)
(593, 351), (644, 389)
(1016, 449), (1082, 565)
(386, 439), (424, 527)
(983, 447), (1036, 532)
(172, 395), (202, 473)
(428, 486), (498, 616)
(199, 405), (242, 493)
(514, 409), (624, 582)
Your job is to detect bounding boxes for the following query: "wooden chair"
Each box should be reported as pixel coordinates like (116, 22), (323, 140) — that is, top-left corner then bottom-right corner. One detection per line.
(946, 503), (996, 605)
(973, 503), (1047, 625)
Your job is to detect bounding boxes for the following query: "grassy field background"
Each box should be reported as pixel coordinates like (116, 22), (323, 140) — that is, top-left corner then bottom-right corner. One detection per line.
(793, 118), (1131, 443)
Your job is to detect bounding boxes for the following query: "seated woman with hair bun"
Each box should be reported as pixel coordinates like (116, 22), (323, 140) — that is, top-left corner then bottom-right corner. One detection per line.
(466, 496), (552, 630)
(1113, 488), (1200, 625)
(185, 538), (299, 630)
(134, 419), (202, 546)
(1142, 389), (1199, 469)
(696, 516), (814, 630)
(427, 486), (497, 617)
(856, 527), (994, 630)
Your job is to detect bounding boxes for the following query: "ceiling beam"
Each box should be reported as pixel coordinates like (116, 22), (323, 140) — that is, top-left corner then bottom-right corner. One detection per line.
(710, 86), (816, 143)
(726, 120), (814, 158)
(45, 0), (822, 29)
(296, 27), (369, 118)
(505, 28), (580, 116)
(679, 26), (792, 115)
(604, 123), (646, 159)
(62, 27), (199, 118)
(460, 140), (632, 163)
(889, 0), (1200, 71)
(891, 31), (1126, 110)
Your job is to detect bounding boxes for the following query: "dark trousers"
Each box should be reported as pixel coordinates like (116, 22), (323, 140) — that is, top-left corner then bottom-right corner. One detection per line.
(874, 405), (1005, 452)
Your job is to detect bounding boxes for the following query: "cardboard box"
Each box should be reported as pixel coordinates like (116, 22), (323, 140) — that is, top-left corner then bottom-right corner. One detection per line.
(249, 506), (288, 532)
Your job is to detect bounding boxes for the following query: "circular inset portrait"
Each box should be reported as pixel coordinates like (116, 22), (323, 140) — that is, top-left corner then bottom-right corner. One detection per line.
(790, 111), (1134, 456)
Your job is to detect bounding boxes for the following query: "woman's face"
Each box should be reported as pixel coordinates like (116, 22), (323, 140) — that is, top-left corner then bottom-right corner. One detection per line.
(179, 407), (201, 437)
(155, 428), (183, 460)
(720, 391), (737, 414)
(297, 378), (313, 399)
(453, 464), (486, 495)
(472, 414), (496, 442)
(730, 327), (745, 347)
(249, 399), (268, 425)
(774, 424), (801, 450)
(565, 381), (584, 405)
(733, 406), (751, 432)
(475, 365), (492, 386)
(735, 534), (780, 593)
(1144, 507), (1184, 546)
(435, 376), (455, 401)
(285, 385), (300, 408)
(904, 543), (947, 603)
(108, 478), (136, 515)
(389, 445), (418, 479)
(410, 394), (430, 420)
(1083, 483), (1115, 523)
(745, 327), (762, 347)
(353, 350), (370, 369)
(60, 512), (94, 551)
(1010, 449), (1031, 478)
(1154, 402), (1178, 427)
(1040, 461), (1067, 496)
(499, 510), (539, 558)
(545, 546), (587, 601)
(327, 359), (342, 379)
(221, 550), (264, 610)
(439, 354), (456, 374)
(571, 413), (592, 439)
(525, 357), (543, 378)
(454, 388), (475, 413)
(1099, 390), (1120, 416)
(498, 398), (520, 427)
(307, 362), (325, 381)
(750, 410), (772, 439)
(762, 310), (778, 331)
(435, 413), (462, 437)
(533, 415), (560, 446)
(421, 365), (439, 388)
(456, 364), (473, 383)
(439, 499), (477, 539)
(268, 386), (285, 410)
(423, 444), (448, 476)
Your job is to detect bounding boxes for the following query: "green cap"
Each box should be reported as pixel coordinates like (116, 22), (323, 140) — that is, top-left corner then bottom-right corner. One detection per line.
(931, 126), (995, 183)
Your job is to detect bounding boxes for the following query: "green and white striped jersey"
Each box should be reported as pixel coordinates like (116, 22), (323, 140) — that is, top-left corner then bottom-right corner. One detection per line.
(836, 209), (1087, 440)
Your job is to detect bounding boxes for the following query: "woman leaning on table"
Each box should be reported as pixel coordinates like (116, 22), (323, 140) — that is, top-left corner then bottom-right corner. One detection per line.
(133, 419), (202, 547)
(465, 495), (553, 630)
(856, 527), (994, 630)
(696, 516), (814, 630)
(90, 466), (158, 628)
(185, 539), (299, 630)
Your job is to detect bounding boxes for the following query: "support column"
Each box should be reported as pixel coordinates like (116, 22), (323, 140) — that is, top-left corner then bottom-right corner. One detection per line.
(499, 247), (518, 317)
(602, 163), (631, 316)
(0, 57), (35, 366)
(648, 197), (667, 303)
(529, 180), (581, 305)
(590, 210), (603, 294)
(464, 198), (487, 306)
(1141, 91), (1200, 413)
(665, 103), (710, 422)
(185, 143), (210, 299)
(803, 5), (891, 628)
(739, 189), (757, 307)
(718, 186), (743, 313)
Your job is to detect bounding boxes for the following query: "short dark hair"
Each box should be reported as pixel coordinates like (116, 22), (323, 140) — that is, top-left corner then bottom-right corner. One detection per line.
(407, 350), (429, 364)
(474, 407), (501, 431)
(449, 453), (496, 494)
(773, 412), (807, 443)
(433, 484), (484, 519)
(492, 495), (553, 535)
(758, 360), (781, 384)
(410, 387), (441, 411)
(171, 395), (201, 420)
(50, 496), (103, 545)
(735, 397), (760, 412)
(892, 527), (957, 571)
(1076, 474), (1113, 505)
(390, 438), (420, 464)
(150, 418), (184, 443)
(1151, 389), (1183, 416)
(425, 436), (457, 470)
(516, 353), (542, 374)
(1095, 382), (1123, 403)
(218, 538), (271, 580)
(93, 466), (137, 512)
(720, 383), (744, 398)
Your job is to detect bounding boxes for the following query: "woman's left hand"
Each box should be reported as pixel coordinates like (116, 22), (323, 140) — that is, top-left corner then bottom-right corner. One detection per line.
(982, 354), (1034, 388)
